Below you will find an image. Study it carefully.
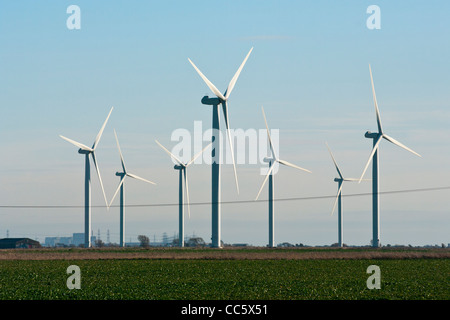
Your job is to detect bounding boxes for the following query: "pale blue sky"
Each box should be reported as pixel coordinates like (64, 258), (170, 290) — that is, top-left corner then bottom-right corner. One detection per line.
(0, 1), (449, 246)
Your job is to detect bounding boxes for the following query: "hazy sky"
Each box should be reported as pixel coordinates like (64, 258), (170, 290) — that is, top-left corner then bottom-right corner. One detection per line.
(0, 1), (449, 246)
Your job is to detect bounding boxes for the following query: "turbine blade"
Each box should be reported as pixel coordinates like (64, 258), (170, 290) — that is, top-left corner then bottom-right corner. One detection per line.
(261, 106), (276, 159)
(382, 134), (422, 158)
(222, 101), (239, 194)
(60, 135), (93, 152)
(255, 163), (275, 201)
(325, 142), (343, 179)
(109, 176), (126, 209)
(225, 47), (253, 100)
(93, 107), (113, 150)
(359, 135), (382, 183)
(155, 140), (184, 166)
(331, 183), (343, 216)
(343, 178), (370, 181)
(278, 159), (312, 173)
(183, 168), (191, 219)
(91, 151), (108, 207)
(114, 129), (127, 173)
(369, 65), (383, 134)
(127, 173), (156, 185)
(188, 58), (226, 101)
(186, 142), (213, 167)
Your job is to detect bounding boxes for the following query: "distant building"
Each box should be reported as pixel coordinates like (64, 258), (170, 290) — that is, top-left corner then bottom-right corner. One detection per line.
(0, 238), (42, 249)
(72, 233), (96, 247)
(44, 237), (73, 247)
(43, 234), (98, 247)
(72, 233), (85, 247)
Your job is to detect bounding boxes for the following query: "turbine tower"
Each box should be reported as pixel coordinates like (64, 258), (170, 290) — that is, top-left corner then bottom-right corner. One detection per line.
(255, 107), (311, 248)
(359, 65), (421, 248)
(60, 107), (113, 248)
(155, 140), (212, 247)
(326, 143), (365, 247)
(109, 129), (156, 248)
(188, 47), (252, 248)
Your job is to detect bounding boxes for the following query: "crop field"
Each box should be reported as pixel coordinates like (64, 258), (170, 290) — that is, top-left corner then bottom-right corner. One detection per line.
(0, 247), (448, 300)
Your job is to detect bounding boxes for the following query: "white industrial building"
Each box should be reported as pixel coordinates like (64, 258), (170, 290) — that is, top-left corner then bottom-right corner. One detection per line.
(44, 233), (96, 247)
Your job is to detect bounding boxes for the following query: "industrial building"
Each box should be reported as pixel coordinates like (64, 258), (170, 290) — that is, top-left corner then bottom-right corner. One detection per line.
(0, 238), (42, 249)
(44, 233), (96, 247)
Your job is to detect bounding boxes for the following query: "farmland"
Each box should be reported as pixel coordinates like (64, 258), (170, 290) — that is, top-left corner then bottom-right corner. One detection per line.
(0, 247), (448, 300)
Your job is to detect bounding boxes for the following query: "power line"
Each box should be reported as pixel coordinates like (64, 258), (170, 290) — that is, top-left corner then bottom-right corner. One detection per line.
(0, 185), (449, 209)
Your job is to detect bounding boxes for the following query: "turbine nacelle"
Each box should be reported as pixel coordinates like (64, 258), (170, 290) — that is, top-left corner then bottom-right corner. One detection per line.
(174, 164), (185, 170)
(263, 157), (275, 163)
(365, 131), (380, 139)
(201, 96), (222, 106)
(78, 149), (92, 155)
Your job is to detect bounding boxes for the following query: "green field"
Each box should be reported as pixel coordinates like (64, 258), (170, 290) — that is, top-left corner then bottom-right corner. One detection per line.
(0, 258), (448, 300)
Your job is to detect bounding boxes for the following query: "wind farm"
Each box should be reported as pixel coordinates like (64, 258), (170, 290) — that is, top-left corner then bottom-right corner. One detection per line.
(3, 60), (438, 250)
(3, 54), (437, 251)
(0, 1), (449, 305)
(50, 64), (427, 250)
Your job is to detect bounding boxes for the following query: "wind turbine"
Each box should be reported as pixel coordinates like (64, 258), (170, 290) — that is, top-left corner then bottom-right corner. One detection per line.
(188, 47), (252, 248)
(155, 140), (212, 247)
(359, 64), (421, 248)
(109, 129), (156, 248)
(60, 107), (113, 248)
(255, 107), (312, 248)
(326, 143), (366, 247)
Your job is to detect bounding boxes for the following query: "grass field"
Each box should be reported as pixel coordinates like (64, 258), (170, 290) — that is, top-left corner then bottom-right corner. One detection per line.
(0, 247), (448, 300)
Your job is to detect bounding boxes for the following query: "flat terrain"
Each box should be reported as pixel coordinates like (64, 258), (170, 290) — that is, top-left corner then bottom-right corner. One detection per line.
(0, 246), (449, 260)
(0, 257), (448, 300)
(0, 247), (448, 300)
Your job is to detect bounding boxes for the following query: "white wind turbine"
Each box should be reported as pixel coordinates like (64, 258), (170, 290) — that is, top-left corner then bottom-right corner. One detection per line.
(255, 107), (311, 248)
(155, 140), (212, 247)
(359, 64), (421, 248)
(60, 107), (113, 248)
(188, 47), (253, 248)
(326, 143), (368, 247)
(109, 129), (156, 248)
